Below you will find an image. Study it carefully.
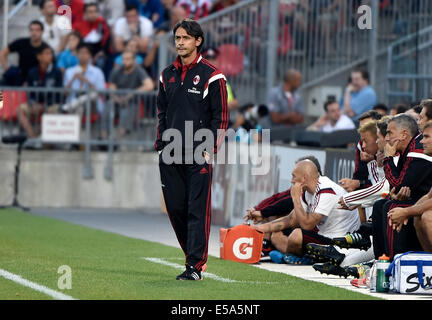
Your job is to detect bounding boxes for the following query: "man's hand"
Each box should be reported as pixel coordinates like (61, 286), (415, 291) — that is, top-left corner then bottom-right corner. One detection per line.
(337, 196), (360, 211)
(360, 151), (374, 162)
(290, 181), (304, 200)
(376, 150), (385, 167)
(384, 142), (398, 157)
(243, 208), (263, 224)
(389, 186), (411, 201)
(339, 178), (360, 192)
(388, 207), (409, 232)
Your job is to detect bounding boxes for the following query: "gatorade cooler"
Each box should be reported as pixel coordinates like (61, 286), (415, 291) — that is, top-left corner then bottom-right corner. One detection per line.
(219, 225), (264, 264)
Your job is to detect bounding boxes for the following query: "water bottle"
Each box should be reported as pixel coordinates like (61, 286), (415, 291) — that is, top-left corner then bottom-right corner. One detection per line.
(376, 254), (390, 293)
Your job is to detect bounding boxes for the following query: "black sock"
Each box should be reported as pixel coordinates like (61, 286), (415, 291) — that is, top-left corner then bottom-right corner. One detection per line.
(262, 239), (275, 251)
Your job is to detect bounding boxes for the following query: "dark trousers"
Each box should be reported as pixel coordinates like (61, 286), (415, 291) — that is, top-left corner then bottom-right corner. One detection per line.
(159, 159), (212, 271)
(372, 199), (422, 260)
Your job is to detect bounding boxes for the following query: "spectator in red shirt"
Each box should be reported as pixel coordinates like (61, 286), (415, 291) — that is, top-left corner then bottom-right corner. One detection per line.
(176, 0), (211, 20)
(73, 2), (110, 70)
(210, 0), (238, 14)
(54, 0), (85, 26)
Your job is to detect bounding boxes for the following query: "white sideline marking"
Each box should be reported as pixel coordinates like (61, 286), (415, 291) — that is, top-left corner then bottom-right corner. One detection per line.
(0, 268), (76, 300)
(142, 257), (277, 284)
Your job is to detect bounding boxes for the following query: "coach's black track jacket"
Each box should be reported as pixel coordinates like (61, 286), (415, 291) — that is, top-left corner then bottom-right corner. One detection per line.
(384, 132), (432, 202)
(155, 54), (229, 156)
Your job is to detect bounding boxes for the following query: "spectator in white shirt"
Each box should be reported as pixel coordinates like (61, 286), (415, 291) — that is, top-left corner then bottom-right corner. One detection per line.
(113, 3), (154, 54)
(62, 43), (106, 115)
(39, 0), (72, 54)
(308, 100), (355, 133)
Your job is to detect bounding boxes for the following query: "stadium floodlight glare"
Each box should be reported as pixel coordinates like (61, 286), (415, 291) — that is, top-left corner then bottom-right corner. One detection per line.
(1, 134), (29, 211)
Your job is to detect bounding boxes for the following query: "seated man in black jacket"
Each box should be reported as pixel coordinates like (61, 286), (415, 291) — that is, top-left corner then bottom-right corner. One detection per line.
(372, 114), (432, 259)
(18, 44), (63, 138)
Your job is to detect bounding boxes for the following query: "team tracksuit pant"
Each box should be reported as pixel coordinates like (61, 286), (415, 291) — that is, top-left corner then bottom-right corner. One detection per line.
(159, 159), (212, 272)
(372, 199), (422, 259)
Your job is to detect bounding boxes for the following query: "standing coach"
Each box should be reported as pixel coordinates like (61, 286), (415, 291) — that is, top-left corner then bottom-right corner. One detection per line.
(155, 19), (229, 281)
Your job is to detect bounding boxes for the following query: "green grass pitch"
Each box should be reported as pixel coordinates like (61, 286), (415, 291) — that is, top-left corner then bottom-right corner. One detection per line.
(0, 209), (378, 300)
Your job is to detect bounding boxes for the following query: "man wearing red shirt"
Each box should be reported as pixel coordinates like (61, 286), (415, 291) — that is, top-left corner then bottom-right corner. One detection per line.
(73, 3), (110, 69)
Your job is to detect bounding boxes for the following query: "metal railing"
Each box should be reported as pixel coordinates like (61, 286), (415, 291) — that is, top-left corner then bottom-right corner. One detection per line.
(387, 24), (432, 106)
(0, 86), (158, 180)
(1, 0), (32, 49)
(158, 0), (432, 106)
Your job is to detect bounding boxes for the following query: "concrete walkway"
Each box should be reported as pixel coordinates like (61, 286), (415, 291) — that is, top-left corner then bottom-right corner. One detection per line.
(30, 208), (431, 300)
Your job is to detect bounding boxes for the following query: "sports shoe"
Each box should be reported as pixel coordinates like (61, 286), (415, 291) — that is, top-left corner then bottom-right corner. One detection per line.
(313, 262), (349, 278)
(333, 232), (371, 251)
(269, 250), (313, 265)
(345, 261), (373, 279)
(282, 253), (313, 265)
(304, 243), (345, 266)
(176, 265), (202, 281)
(269, 250), (284, 264)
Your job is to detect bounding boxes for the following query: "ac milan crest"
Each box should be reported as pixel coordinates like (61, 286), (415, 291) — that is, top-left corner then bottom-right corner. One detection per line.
(193, 75), (200, 85)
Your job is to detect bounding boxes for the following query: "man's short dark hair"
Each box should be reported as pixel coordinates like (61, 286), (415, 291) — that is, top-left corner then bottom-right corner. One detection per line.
(377, 116), (392, 137)
(411, 105), (423, 114)
(84, 2), (99, 12)
(358, 110), (383, 122)
(295, 155), (322, 176)
(352, 68), (369, 82)
(36, 43), (52, 55)
(393, 103), (409, 114)
(421, 99), (432, 121)
(39, 0), (53, 10)
(423, 120), (432, 132)
(173, 19), (204, 52)
(323, 100), (338, 112)
(77, 43), (93, 56)
(29, 20), (44, 31)
(373, 103), (388, 114)
(125, 3), (139, 12)
(389, 113), (419, 137)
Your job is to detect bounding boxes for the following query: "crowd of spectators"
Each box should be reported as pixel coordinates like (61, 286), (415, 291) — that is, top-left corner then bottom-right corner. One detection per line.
(0, 0), (239, 143)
